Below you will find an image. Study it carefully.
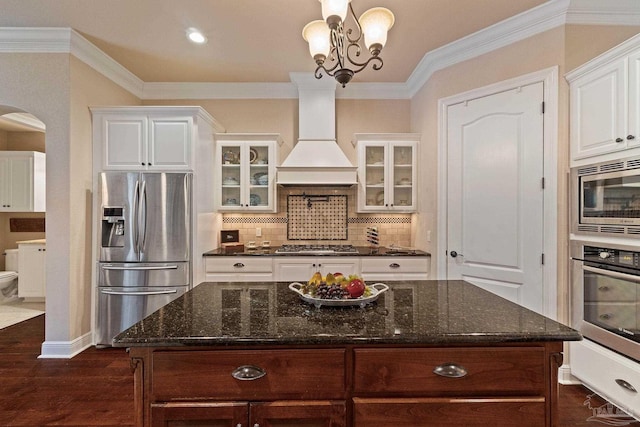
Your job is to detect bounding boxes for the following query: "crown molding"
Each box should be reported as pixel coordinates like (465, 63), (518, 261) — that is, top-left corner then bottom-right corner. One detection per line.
(405, 0), (570, 97)
(0, 27), (71, 52)
(69, 29), (144, 97)
(566, 0), (640, 26)
(0, 27), (145, 98)
(1, 0), (638, 101)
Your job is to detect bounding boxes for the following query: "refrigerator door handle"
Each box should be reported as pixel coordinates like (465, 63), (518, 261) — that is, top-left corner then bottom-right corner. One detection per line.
(100, 289), (179, 296)
(139, 179), (147, 253)
(133, 179), (140, 254)
(101, 265), (179, 271)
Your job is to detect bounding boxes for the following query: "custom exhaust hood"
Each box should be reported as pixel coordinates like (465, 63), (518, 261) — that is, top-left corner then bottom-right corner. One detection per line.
(277, 73), (357, 186)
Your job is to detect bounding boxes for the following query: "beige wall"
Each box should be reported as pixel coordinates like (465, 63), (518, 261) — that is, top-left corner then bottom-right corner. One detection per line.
(68, 56), (140, 338)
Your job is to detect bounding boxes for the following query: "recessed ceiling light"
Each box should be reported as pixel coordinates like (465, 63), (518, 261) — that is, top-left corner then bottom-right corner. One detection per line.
(186, 28), (207, 44)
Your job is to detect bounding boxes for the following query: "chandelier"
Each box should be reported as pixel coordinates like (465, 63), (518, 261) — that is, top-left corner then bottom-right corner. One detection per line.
(302, 0), (395, 87)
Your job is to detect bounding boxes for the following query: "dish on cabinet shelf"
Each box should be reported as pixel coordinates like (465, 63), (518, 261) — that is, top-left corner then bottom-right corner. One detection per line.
(223, 177), (239, 185)
(249, 148), (258, 163)
(376, 191), (385, 204)
(250, 193), (261, 206)
(289, 282), (389, 308)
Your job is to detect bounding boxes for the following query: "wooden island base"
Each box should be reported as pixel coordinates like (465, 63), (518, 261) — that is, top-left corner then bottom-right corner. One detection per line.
(129, 341), (564, 427)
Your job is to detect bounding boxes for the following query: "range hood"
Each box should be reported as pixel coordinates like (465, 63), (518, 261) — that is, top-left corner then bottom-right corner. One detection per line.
(277, 73), (357, 186)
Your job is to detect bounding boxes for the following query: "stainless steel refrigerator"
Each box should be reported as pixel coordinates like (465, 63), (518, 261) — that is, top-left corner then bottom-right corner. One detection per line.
(96, 172), (191, 346)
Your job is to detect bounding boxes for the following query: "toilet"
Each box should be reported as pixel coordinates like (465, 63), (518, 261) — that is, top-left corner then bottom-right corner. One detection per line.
(0, 249), (19, 300)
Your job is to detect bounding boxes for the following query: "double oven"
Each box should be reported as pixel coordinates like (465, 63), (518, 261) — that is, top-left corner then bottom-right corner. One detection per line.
(571, 156), (640, 363)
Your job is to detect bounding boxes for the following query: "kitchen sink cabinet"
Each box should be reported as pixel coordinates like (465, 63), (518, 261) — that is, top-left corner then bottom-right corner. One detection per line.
(0, 151), (46, 212)
(214, 134), (282, 212)
(273, 257), (360, 282)
(568, 35), (640, 165)
(353, 133), (419, 213)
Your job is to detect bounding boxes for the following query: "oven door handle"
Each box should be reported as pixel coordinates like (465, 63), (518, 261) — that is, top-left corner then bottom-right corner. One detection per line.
(583, 265), (640, 283)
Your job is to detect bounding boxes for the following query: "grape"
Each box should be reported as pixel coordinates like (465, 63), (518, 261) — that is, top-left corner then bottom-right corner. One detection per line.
(314, 283), (349, 299)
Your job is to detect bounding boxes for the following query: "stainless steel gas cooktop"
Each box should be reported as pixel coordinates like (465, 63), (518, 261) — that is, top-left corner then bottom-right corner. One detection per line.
(275, 244), (358, 254)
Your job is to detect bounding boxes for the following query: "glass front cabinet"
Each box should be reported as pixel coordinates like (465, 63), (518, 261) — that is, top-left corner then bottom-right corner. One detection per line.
(354, 134), (419, 213)
(214, 134), (282, 212)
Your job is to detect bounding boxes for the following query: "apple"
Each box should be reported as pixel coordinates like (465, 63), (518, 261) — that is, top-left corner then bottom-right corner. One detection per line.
(347, 278), (365, 298)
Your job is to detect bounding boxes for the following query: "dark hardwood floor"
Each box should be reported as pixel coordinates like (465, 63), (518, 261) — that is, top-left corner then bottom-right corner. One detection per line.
(0, 315), (637, 426)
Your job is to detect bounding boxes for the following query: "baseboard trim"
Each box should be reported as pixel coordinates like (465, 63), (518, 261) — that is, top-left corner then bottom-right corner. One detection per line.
(39, 331), (93, 359)
(559, 363), (583, 385)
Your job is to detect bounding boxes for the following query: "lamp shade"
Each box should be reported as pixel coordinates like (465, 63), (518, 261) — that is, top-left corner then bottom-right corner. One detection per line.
(302, 20), (331, 60)
(319, 0), (351, 23)
(359, 7), (395, 50)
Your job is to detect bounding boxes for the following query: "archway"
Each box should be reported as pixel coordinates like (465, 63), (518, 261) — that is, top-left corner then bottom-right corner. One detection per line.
(0, 105), (46, 328)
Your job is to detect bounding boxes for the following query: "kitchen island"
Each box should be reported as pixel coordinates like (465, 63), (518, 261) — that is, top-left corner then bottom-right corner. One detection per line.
(114, 280), (581, 427)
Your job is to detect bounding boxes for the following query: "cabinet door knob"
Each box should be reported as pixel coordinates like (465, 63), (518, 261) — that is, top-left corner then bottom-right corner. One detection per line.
(627, 135), (636, 140)
(141, 162), (146, 166)
(616, 137), (624, 143)
(231, 365), (266, 381)
(233, 262), (245, 268)
(433, 363), (468, 378)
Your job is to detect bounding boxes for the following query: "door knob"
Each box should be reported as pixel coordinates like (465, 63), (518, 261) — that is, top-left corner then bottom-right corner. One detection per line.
(450, 251), (462, 258)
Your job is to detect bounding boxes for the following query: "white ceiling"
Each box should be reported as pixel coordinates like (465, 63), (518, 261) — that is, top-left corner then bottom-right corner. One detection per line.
(0, 0), (550, 84)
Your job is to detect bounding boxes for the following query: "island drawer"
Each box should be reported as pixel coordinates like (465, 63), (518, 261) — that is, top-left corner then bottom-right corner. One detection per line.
(353, 347), (546, 395)
(152, 349), (346, 401)
(205, 256), (272, 273)
(353, 397), (546, 427)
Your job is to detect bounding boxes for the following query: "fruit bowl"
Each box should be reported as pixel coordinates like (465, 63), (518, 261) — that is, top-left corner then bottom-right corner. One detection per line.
(289, 282), (389, 308)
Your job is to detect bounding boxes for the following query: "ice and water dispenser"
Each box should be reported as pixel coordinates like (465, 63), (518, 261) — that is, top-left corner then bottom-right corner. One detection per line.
(101, 207), (125, 248)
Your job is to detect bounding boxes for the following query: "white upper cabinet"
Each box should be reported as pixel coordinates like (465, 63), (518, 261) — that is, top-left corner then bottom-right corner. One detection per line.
(92, 107), (223, 171)
(214, 134), (282, 212)
(568, 35), (640, 164)
(0, 151), (46, 212)
(354, 134), (419, 213)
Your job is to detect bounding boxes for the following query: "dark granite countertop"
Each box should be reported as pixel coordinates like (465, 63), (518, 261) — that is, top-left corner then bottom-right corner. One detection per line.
(113, 280), (581, 347)
(203, 246), (430, 257)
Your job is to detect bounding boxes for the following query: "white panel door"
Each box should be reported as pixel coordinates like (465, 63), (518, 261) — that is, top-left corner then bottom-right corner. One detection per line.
(447, 82), (544, 314)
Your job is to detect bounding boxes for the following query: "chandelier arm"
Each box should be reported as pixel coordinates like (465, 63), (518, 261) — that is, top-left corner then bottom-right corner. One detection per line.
(349, 55), (384, 75)
(316, 61), (341, 77)
(345, 2), (363, 45)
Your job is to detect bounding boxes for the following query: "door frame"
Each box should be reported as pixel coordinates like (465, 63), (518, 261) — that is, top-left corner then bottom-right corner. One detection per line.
(436, 66), (559, 319)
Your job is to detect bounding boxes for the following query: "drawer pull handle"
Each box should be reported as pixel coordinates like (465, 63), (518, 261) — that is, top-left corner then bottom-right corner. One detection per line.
(433, 363), (468, 378)
(389, 263), (400, 269)
(615, 379), (638, 393)
(233, 262), (245, 268)
(599, 313), (612, 320)
(598, 286), (610, 292)
(231, 365), (266, 381)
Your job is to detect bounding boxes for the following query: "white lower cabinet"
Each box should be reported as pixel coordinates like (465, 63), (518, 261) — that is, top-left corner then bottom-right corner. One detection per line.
(274, 257), (360, 282)
(18, 243), (46, 299)
(570, 340), (640, 420)
(204, 257), (273, 282)
(360, 257), (429, 281)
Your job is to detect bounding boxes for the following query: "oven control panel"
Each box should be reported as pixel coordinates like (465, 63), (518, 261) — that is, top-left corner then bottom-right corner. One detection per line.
(584, 246), (640, 268)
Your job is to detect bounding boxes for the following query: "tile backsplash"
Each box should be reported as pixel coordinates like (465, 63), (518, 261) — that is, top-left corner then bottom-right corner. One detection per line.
(222, 186), (412, 248)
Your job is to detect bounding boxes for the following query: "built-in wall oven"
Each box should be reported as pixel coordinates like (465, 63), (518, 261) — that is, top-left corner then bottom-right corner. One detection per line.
(572, 156), (640, 237)
(571, 241), (640, 362)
